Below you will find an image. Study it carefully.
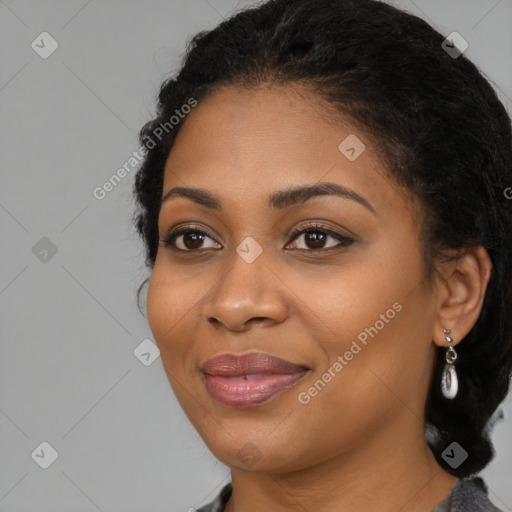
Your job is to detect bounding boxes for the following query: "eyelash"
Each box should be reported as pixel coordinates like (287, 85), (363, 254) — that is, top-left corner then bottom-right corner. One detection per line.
(160, 222), (355, 254)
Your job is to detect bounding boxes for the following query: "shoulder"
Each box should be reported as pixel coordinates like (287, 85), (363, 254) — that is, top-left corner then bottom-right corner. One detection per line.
(432, 476), (505, 512)
(194, 483), (232, 512)
(191, 478), (504, 512)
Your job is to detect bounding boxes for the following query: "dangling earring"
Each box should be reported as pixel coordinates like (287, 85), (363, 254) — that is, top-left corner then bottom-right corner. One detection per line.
(441, 328), (458, 399)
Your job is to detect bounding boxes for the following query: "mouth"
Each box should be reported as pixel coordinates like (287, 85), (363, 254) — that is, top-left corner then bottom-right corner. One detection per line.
(201, 352), (310, 407)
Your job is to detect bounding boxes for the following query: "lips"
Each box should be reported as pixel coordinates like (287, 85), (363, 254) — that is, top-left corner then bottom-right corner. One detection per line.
(201, 353), (310, 407)
(202, 352), (308, 376)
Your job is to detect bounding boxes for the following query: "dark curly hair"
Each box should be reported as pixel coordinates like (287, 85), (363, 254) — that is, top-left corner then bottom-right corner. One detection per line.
(132, 0), (512, 478)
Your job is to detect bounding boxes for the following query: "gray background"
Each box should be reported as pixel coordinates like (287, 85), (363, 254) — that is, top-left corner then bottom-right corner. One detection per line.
(1, 0), (511, 511)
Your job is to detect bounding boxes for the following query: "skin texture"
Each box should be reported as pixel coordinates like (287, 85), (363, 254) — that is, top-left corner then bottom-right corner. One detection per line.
(146, 83), (492, 512)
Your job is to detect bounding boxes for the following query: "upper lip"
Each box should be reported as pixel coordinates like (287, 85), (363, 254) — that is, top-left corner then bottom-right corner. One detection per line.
(202, 352), (309, 377)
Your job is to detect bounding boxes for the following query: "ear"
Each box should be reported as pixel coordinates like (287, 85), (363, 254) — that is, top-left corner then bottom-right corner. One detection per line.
(432, 246), (492, 348)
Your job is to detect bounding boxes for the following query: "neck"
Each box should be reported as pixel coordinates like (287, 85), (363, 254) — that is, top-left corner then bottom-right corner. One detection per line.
(224, 420), (459, 512)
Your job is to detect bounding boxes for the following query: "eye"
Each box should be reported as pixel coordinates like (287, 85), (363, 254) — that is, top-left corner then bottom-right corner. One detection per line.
(160, 222), (354, 253)
(285, 222), (354, 252)
(160, 226), (221, 251)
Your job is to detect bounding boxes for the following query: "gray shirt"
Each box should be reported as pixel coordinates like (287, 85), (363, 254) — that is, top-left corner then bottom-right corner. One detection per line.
(195, 477), (504, 512)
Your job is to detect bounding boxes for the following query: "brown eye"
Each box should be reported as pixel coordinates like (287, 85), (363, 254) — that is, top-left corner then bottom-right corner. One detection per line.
(161, 228), (222, 251)
(303, 231), (328, 250)
(180, 231), (206, 250)
(286, 224), (354, 252)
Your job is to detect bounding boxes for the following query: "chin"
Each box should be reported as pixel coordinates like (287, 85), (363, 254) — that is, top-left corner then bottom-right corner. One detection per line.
(196, 423), (313, 474)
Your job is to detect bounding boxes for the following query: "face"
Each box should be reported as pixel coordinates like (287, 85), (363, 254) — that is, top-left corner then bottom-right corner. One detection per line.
(147, 83), (440, 473)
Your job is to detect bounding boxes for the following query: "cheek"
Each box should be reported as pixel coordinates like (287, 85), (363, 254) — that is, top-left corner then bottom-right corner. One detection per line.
(290, 302), (427, 464)
(147, 269), (172, 344)
(301, 259), (401, 350)
(146, 266), (196, 366)
(146, 267), (205, 416)
(304, 249), (434, 398)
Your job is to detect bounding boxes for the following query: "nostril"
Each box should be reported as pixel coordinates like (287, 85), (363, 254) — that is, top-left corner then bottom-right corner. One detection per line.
(207, 316), (269, 331)
(208, 317), (223, 329)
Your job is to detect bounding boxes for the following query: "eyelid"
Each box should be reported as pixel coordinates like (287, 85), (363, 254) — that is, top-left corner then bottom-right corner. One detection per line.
(286, 221), (354, 244)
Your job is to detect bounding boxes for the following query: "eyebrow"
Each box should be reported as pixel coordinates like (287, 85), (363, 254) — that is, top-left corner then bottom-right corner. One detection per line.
(160, 182), (377, 215)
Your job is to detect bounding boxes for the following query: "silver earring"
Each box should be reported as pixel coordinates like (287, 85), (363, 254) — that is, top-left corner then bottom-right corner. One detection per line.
(441, 329), (458, 399)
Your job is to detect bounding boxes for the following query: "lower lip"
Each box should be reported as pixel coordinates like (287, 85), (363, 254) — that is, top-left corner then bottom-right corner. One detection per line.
(204, 372), (308, 407)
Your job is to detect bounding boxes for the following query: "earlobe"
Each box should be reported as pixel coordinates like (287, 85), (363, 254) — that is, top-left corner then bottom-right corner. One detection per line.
(432, 246), (492, 347)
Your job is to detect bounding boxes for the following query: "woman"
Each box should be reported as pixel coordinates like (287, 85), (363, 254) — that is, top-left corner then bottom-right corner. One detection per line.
(132, 0), (512, 510)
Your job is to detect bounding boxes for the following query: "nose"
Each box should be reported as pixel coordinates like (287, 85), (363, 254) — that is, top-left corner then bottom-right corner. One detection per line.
(202, 250), (288, 332)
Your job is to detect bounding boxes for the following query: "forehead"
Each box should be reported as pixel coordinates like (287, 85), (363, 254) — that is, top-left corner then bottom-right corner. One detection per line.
(162, 83), (412, 218)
